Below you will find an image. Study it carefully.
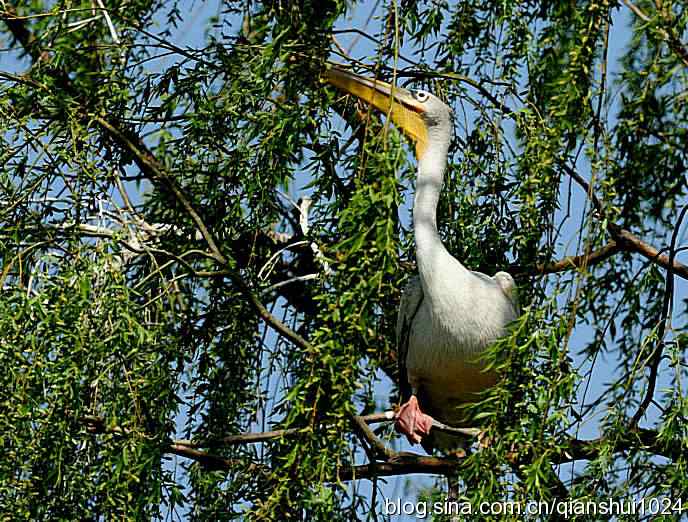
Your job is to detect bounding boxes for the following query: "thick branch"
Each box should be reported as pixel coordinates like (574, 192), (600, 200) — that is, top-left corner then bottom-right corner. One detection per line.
(562, 164), (688, 280)
(608, 224), (688, 280)
(165, 427), (687, 481)
(339, 453), (457, 481)
(511, 241), (621, 278)
(167, 444), (237, 471)
(556, 427), (687, 464)
(167, 445), (462, 481)
(539, 241), (620, 274)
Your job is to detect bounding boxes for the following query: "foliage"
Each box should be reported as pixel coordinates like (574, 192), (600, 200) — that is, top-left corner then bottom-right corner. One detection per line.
(0, 0), (687, 520)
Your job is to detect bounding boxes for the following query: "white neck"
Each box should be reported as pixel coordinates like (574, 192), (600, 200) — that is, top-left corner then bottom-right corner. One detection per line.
(413, 138), (466, 293)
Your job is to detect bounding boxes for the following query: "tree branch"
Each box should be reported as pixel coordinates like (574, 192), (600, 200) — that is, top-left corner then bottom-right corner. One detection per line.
(83, 412), (395, 448)
(168, 427), (688, 481)
(1, 9), (315, 355)
(608, 224), (688, 280)
(93, 116), (227, 265)
(561, 163), (688, 280)
(338, 453), (457, 481)
(623, 0), (688, 68)
(630, 202), (688, 425)
(350, 414), (395, 460)
(93, 118), (313, 349)
(82, 414), (687, 482)
(511, 241), (621, 278)
(95, 96), (312, 354)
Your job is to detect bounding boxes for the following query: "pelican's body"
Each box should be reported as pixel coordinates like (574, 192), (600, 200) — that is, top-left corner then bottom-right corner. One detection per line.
(324, 66), (518, 450)
(397, 272), (516, 449)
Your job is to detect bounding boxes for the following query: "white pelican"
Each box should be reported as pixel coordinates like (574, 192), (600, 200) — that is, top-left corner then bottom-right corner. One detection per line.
(324, 66), (518, 451)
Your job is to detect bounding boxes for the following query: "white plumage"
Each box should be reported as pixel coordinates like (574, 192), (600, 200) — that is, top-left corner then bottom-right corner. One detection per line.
(324, 66), (519, 451)
(397, 270), (517, 450)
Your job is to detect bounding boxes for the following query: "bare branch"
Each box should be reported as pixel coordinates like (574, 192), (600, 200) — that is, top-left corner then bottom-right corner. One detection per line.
(350, 414), (395, 460)
(512, 241), (621, 278)
(338, 453), (458, 481)
(82, 412), (687, 483)
(167, 444), (273, 475)
(164, 428), (687, 481)
(608, 224), (688, 280)
(561, 163), (688, 280)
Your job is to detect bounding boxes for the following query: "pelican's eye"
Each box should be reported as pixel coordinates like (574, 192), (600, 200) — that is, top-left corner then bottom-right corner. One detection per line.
(414, 90), (430, 102)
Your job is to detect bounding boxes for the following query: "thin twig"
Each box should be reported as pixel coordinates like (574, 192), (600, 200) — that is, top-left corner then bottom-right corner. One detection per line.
(261, 273), (319, 295)
(631, 202), (688, 425)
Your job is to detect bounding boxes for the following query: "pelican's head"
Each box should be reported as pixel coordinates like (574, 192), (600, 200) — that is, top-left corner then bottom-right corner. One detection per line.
(322, 66), (453, 160)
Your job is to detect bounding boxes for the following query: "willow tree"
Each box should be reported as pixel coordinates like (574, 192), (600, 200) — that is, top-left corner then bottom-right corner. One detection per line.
(1, 1), (687, 520)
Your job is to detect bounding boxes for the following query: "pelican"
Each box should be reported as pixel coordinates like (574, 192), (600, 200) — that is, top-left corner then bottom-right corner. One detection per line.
(324, 66), (518, 451)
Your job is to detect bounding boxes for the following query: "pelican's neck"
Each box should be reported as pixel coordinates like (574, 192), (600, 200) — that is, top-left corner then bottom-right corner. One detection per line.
(413, 139), (464, 290)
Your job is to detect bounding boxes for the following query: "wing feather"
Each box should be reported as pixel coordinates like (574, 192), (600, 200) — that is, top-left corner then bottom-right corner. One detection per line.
(395, 276), (423, 403)
(492, 271), (519, 315)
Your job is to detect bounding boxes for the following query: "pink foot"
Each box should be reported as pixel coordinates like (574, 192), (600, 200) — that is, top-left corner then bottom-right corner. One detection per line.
(395, 395), (434, 444)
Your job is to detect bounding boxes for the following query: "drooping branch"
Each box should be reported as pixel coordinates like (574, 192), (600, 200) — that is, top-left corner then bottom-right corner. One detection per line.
(630, 202), (688, 426)
(622, 0), (688, 68)
(1, 9), (315, 355)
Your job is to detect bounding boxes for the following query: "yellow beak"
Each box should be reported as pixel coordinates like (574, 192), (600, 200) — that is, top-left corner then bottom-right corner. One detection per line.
(323, 66), (429, 159)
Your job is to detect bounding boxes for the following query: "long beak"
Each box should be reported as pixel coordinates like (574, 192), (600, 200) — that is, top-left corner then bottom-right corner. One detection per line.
(323, 66), (429, 159)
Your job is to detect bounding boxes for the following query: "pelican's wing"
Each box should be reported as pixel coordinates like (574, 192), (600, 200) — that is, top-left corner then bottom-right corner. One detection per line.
(471, 270), (519, 315)
(395, 276), (423, 403)
(492, 271), (519, 315)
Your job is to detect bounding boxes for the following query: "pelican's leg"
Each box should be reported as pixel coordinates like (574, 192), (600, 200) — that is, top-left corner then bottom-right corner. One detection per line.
(395, 395), (434, 444)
